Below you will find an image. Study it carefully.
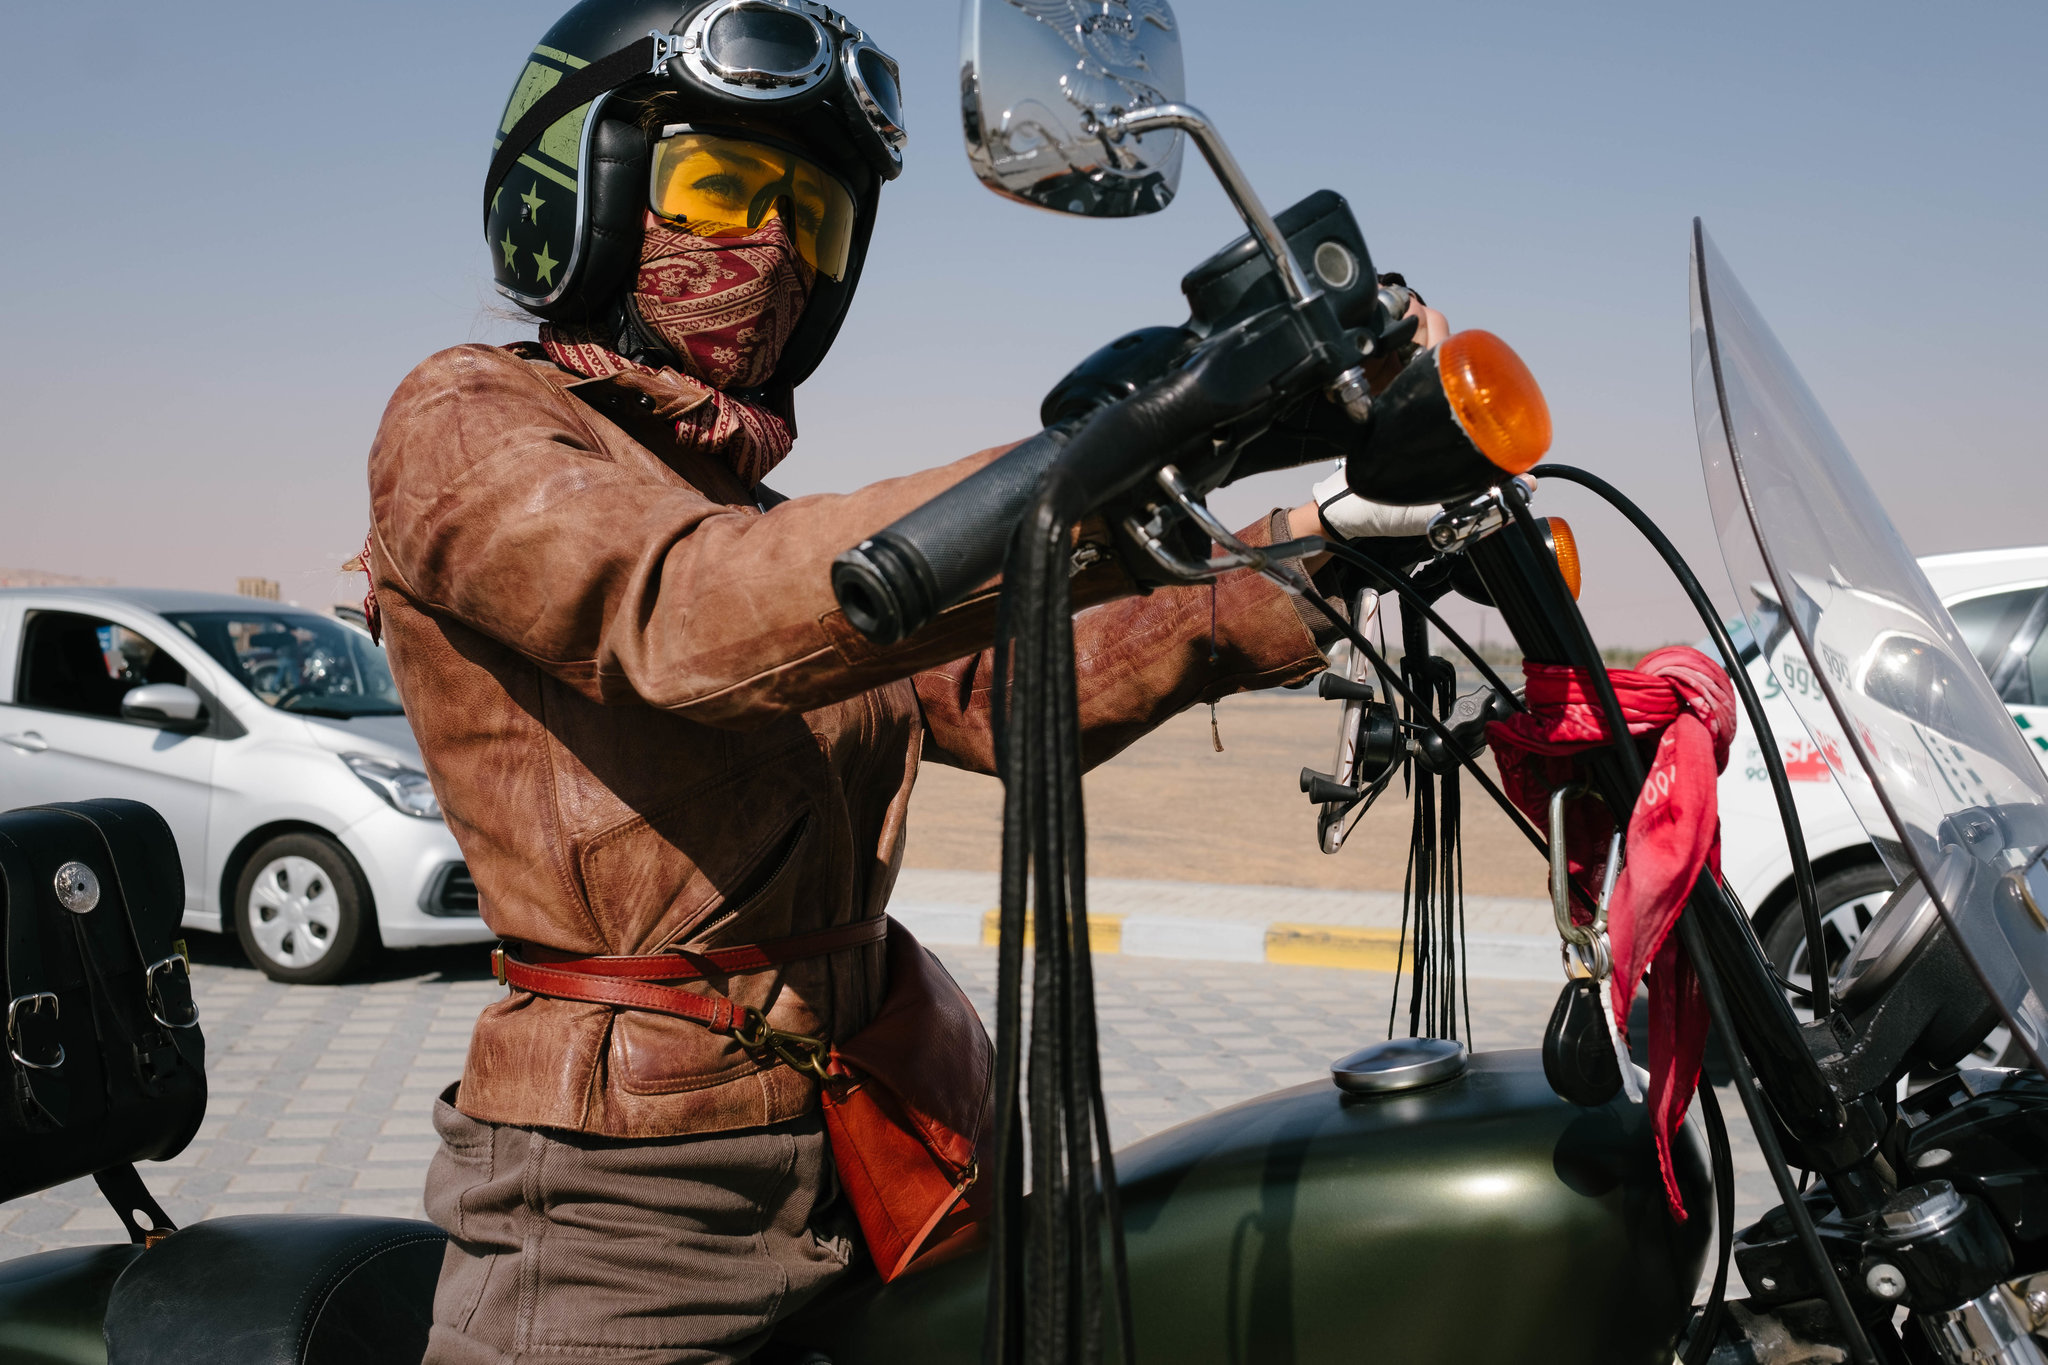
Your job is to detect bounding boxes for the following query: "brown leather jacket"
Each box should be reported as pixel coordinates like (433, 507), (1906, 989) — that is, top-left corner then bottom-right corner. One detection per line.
(366, 343), (1328, 1139)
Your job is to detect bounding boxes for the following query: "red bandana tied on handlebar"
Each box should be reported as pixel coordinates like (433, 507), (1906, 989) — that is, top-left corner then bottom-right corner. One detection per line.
(1485, 646), (1737, 1219)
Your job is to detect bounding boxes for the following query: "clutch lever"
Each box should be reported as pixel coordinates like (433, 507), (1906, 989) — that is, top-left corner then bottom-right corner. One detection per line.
(1122, 464), (1322, 594)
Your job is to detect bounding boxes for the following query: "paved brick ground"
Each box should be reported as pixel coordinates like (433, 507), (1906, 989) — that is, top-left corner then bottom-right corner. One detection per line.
(0, 936), (1779, 1270)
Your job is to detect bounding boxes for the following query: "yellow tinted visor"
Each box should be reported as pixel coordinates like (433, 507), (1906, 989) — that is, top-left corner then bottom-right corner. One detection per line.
(649, 130), (856, 280)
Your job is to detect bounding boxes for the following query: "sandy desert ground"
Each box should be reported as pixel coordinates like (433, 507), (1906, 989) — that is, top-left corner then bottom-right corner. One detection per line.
(902, 689), (1554, 899)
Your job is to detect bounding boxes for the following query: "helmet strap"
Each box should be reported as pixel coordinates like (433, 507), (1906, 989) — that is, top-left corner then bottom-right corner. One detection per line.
(612, 294), (682, 373)
(483, 34), (659, 225)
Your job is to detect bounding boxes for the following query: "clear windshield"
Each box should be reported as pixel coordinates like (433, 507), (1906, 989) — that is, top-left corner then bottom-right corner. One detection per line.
(1692, 222), (2048, 1071)
(166, 610), (404, 719)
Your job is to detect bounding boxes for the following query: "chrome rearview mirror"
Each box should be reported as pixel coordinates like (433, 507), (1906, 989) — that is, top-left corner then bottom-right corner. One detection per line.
(959, 0), (1319, 310)
(960, 0), (1186, 216)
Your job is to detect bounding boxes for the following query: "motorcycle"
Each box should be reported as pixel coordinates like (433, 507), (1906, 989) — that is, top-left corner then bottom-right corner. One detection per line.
(4, 1), (2045, 1362)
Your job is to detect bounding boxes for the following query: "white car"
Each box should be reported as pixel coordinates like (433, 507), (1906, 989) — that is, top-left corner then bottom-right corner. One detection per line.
(0, 588), (490, 983)
(1719, 546), (2048, 1013)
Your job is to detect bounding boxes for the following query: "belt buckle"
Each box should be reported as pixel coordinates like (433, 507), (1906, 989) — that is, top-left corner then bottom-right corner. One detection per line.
(7, 992), (64, 1071)
(491, 946), (507, 985)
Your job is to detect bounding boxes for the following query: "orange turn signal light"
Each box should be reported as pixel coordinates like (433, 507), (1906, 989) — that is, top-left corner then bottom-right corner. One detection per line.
(1438, 331), (1552, 475)
(1544, 516), (1582, 600)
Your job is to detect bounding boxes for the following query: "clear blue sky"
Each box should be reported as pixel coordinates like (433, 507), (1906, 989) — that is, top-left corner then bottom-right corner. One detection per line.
(2, 0), (2041, 642)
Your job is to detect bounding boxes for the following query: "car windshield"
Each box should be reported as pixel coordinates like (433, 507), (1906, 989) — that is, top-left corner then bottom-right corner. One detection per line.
(1699, 616), (1760, 665)
(165, 611), (404, 718)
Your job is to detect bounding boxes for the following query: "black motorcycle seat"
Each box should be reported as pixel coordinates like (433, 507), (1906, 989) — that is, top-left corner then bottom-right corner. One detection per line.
(103, 1214), (445, 1365)
(0, 1242), (144, 1365)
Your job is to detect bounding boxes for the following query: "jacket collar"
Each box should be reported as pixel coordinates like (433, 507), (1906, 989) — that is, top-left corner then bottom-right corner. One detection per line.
(560, 365), (715, 423)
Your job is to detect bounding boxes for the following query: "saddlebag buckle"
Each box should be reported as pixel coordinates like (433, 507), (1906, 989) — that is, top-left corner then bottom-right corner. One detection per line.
(145, 950), (199, 1029)
(7, 992), (64, 1071)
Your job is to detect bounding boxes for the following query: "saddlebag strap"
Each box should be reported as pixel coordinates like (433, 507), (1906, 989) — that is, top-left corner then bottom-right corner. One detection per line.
(0, 829), (67, 1128)
(94, 1163), (177, 1246)
(492, 917), (888, 1033)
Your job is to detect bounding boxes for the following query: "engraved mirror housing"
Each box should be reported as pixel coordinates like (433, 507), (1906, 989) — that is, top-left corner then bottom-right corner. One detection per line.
(960, 0), (1186, 216)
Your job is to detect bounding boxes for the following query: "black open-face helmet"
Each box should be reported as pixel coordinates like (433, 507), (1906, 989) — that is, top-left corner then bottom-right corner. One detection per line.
(484, 0), (905, 389)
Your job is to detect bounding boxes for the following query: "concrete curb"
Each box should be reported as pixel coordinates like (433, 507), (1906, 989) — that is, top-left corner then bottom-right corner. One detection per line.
(886, 903), (1561, 982)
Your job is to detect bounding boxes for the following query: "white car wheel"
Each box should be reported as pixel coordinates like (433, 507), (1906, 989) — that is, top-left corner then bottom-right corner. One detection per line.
(1774, 885), (1890, 991)
(232, 832), (376, 984)
(247, 855), (342, 968)
(1764, 864), (2022, 1070)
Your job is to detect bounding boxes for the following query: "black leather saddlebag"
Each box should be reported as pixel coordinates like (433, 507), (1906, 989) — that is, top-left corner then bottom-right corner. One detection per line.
(0, 800), (204, 1227)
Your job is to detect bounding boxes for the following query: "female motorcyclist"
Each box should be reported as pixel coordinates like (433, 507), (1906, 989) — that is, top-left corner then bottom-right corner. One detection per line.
(363, 2), (1443, 1360)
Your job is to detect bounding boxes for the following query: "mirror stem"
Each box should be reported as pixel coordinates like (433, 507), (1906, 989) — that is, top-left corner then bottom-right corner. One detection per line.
(1111, 103), (1318, 308)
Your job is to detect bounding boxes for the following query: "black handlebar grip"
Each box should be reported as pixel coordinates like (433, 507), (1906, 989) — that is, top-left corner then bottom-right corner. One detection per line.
(834, 322), (1296, 645)
(831, 425), (1074, 645)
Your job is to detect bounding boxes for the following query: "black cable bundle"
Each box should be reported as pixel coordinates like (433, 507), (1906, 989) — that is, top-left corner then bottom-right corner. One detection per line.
(1390, 601), (1471, 1044)
(982, 467), (1134, 1365)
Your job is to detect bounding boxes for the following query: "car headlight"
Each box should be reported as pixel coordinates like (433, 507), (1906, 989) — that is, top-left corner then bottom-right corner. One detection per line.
(341, 752), (442, 819)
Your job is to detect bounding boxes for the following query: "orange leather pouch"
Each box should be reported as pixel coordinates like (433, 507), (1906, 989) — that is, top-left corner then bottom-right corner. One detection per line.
(819, 918), (994, 1281)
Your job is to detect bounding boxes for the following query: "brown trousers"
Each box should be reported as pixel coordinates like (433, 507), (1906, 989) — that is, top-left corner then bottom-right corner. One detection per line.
(422, 1085), (858, 1365)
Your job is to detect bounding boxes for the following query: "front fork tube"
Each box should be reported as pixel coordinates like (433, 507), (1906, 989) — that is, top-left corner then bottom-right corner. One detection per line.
(1684, 873), (1893, 1192)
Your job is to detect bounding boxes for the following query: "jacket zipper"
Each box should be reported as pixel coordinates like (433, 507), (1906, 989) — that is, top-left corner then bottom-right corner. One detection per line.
(677, 811), (811, 945)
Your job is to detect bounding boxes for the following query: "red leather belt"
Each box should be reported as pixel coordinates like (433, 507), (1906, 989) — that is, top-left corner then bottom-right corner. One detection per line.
(490, 917), (888, 1036)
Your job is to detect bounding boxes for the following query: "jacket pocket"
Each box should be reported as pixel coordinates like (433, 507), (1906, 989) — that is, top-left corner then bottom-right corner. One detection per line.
(611, 810), (823, 1098)
(424, 1086), (495, 1244)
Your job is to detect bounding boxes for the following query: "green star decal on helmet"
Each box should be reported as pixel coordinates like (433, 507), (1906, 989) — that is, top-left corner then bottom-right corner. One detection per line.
(532, 241), (559, 286)
(520, 182), (546, 224)
(500, 230), (519, 270)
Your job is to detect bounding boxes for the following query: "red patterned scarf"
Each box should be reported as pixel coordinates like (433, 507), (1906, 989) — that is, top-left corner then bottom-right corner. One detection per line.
(537, 211), (813, 486)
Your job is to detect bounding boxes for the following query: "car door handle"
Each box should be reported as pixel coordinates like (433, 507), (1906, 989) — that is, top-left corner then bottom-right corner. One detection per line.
(1, 732), (48, 753)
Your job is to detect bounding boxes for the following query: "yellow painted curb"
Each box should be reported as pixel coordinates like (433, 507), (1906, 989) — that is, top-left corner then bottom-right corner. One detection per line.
(1264, 924), (1407, 972)
(980, 908), (1125, 954)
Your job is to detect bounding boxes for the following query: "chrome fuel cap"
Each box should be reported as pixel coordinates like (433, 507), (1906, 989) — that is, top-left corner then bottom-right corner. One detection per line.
(1330, 1037), (1468, 1094)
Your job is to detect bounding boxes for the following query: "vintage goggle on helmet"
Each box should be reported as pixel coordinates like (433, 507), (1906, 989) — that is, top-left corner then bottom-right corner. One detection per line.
(667, 0), (904, 160)
(484, 0), (904, 387)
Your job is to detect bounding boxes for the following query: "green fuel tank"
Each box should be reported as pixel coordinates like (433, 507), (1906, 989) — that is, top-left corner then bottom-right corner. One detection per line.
(797, 1047), (1713, 1365)
(0, 1048), (1710, 1364)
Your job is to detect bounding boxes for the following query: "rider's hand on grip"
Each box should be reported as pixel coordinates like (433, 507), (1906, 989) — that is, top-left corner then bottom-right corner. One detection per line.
(1311, 466), (1438, 541)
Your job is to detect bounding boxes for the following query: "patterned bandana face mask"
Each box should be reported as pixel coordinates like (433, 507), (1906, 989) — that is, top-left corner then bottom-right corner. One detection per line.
(631, 209), (815, 391)
(535, 208), (814, 486)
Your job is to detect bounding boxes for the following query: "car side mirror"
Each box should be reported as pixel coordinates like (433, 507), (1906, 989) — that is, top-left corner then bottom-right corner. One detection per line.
(122, 683), (206, 732)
